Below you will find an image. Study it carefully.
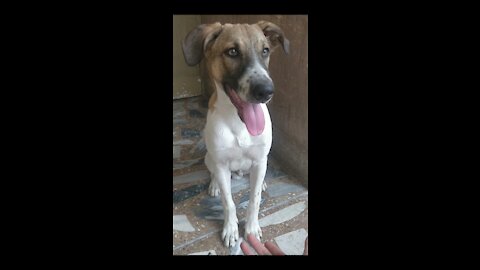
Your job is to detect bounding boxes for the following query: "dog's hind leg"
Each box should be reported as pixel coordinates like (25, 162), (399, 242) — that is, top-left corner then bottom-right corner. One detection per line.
(208, 174), (220, 197)
(205, 153), (220, 197)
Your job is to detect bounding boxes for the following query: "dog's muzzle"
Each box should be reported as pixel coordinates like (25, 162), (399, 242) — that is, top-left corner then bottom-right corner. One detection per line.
(226, 85), (267, 137)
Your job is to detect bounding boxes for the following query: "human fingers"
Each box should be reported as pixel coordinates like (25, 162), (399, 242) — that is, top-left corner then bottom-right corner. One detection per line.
(240, 241), (256, 255)
(247, 234), (272, 255)
(264, 241), (285, 255)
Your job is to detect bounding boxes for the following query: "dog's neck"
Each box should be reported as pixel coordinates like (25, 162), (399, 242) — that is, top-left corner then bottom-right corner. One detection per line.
(212, 81), (236, 112)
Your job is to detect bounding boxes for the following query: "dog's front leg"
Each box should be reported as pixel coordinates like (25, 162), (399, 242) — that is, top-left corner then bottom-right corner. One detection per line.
(215, 166), (239, 247)
(244, 158), (268, 240)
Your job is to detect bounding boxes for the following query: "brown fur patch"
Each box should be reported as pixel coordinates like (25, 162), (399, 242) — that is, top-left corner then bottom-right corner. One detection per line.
(208, 91), (217, 111)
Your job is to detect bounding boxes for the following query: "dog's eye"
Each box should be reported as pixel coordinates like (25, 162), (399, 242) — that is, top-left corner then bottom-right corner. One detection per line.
(262, 48), (270, 56)
(226, 48), (239, 57)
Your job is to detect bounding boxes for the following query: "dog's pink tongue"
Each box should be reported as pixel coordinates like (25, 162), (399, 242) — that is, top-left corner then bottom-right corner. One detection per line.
(227, 87), (265, 136)
(241, 102), (265, 136)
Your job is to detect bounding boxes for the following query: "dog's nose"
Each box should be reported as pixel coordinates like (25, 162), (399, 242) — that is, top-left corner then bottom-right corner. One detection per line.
(252, 83), (274, 103)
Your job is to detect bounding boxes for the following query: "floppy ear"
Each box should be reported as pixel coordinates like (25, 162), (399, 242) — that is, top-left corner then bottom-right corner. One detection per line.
(182, 22), (223, 66)
(256, 20), (290, 54)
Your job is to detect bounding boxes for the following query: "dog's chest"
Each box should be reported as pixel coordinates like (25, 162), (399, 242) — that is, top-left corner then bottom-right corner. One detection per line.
(205, 109), (272, 161)
(207, 125), (270, 156)
(211, 141), (268, 172)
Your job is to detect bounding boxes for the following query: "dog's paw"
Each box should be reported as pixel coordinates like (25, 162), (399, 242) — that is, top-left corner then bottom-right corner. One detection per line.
(262, 181), (267, 191)
(208, 180), (220, 197)
(244, 221), (262, 241)
(221, 220), (239, 247)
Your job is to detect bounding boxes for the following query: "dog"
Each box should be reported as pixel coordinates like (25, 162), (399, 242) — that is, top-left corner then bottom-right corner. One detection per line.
(181, 21), (289, 247)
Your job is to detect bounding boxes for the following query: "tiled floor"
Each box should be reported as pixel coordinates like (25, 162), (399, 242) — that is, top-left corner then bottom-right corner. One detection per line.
(173, 96), (308, 255)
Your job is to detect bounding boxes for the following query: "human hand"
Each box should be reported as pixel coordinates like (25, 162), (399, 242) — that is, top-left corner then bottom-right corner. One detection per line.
(240, 234), (308, 255)
(240, 234), (285, 255)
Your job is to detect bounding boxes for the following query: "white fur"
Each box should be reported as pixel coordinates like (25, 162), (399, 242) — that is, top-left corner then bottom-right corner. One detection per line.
(204, 81), (272, 247)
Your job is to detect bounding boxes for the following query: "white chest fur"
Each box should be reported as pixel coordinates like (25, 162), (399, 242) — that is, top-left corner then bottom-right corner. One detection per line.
(204, 90), (272, 169)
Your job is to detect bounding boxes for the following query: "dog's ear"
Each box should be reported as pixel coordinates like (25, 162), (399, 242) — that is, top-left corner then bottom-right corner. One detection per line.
(182, 22), (223, 66)
(256, 21), (290, 54)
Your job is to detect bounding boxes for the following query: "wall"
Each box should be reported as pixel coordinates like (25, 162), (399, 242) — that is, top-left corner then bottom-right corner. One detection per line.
(173, 15), (202, 99)
(200, 15), (308, 185)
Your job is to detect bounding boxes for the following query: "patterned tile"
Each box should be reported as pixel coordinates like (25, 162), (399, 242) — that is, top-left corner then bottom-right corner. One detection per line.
(173, 183), (209, 204)
(173, 170), (209, 185)
(173, 158), (204, 170)
(181, 128), (201, 138)
(173, 139), (194, 145)
(231, 177), (249, 193)
(189, 250), (217, 255)
(259, 201), (306, 227)
(173, 215), (195, 232)
(189, 109), (205, 118)
(265, 179), (307, 197)
(274, 228), (308, 255)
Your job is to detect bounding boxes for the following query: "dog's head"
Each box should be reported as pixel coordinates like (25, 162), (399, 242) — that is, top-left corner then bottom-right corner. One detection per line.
(182, 21), (289, 135)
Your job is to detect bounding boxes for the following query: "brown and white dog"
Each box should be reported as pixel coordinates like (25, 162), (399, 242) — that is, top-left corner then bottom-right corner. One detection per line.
(182, 21), (289, 247)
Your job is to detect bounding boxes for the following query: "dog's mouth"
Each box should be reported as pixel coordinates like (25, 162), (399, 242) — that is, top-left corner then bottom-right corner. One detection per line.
(225, 85), (265, 136)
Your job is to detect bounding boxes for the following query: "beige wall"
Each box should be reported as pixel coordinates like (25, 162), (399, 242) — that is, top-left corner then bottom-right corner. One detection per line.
(173, 15), (202, 99)
(200, 15), (308, 185)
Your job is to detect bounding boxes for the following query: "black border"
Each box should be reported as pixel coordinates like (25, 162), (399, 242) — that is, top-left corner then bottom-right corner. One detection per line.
(19, 0), (463, 263)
